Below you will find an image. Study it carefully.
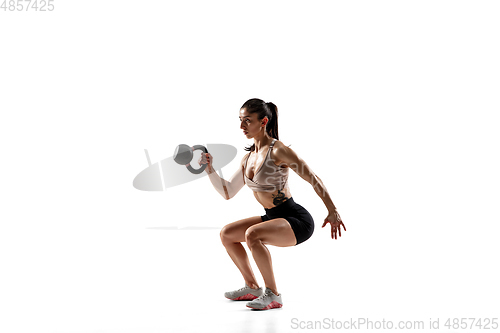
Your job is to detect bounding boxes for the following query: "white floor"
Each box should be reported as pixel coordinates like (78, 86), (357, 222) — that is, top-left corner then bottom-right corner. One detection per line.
(2, 219), (497, 333)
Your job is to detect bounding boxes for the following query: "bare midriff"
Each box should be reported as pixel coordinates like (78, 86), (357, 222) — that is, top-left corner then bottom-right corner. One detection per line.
(245, 142), (292, 209)
(251, 187), (292, 209)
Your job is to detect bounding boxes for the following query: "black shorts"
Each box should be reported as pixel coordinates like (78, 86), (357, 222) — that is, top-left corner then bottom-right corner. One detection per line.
(260, 197), (314, 245)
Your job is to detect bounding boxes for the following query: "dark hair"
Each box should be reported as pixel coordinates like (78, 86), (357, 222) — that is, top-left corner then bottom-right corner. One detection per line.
(241, 98), (279, 152)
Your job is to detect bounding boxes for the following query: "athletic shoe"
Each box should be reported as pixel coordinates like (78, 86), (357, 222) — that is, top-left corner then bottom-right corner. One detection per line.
(246, 287), (283, 310)
(224, 283), (264, 301)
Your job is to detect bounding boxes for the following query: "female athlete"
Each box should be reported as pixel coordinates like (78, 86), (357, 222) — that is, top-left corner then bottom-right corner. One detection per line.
(199, 98), (345, 310)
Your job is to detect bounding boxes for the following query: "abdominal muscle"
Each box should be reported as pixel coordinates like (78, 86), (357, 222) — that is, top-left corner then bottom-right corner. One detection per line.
(244, 141), (292, 209)
(251, 186), (292, 209)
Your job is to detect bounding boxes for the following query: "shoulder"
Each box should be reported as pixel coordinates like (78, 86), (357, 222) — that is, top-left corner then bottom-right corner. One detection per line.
(272, 139), (288, 150)
(240, 152), (250, 169)
(270, 140), (294, 167)
(271, 139), (292, 154)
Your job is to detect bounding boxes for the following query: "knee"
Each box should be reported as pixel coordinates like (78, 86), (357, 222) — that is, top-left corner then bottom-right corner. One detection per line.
(220, 226), (229, 243)
(245, 228), (261, 249)
(220, 225), (234, 245)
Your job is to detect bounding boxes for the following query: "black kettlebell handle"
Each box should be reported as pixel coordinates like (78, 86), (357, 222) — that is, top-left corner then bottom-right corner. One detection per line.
(187, 145), (208, 174)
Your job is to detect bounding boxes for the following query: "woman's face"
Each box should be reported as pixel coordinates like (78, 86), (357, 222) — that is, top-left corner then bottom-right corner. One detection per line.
(239, 108), (267, 138)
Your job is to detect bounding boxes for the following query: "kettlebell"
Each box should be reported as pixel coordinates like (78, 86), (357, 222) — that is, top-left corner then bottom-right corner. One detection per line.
(173, 144), (209, 174)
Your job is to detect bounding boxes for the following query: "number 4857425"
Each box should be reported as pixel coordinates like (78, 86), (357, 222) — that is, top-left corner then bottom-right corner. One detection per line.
(1, 0), (55, 11)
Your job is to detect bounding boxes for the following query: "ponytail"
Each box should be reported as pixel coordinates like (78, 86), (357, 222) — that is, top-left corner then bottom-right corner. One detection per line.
(265, 102), (279, 141)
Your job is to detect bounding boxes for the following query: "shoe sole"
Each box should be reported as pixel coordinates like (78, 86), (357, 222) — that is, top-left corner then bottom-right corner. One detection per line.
(226, 293), (259, 301)
(246, 301), (283, 310)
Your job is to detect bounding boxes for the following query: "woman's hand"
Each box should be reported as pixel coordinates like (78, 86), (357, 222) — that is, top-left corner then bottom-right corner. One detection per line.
(198, 153), (214, 173)
(322, 209), (346, 240)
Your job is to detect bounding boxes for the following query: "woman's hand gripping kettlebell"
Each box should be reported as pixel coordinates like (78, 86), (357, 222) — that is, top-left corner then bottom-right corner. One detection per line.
(199, 153), (214, 174)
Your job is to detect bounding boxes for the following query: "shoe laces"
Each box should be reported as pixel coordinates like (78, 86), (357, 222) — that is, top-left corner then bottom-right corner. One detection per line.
(255, 289), (272, 302)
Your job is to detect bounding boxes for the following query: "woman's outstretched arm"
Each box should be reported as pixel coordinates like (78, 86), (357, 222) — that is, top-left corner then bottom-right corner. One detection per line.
(274, 145), (346, 239)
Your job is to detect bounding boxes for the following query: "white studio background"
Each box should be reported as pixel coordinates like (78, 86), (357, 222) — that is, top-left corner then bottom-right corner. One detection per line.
(1, 1), (499, 333)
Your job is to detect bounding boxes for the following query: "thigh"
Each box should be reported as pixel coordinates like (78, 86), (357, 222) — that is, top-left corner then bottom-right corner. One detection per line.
(246, 218), (297, 247)
(220, 215), (264, 243)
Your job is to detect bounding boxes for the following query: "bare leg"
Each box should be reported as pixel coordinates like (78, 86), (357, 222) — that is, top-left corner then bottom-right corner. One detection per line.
(220, 216), (265, 289)
(247, 240), (277, 293)
(245, 218), (297, 296)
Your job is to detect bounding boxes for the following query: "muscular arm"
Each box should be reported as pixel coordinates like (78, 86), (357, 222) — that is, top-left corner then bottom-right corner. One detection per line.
(206, 154), (248, 200)
(274, 145), (337, 212)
